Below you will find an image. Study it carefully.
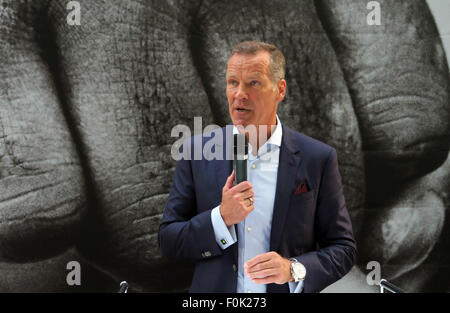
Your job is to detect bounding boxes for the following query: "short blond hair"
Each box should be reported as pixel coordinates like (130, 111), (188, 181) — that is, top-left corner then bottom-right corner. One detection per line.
(230, 41), (286, 83)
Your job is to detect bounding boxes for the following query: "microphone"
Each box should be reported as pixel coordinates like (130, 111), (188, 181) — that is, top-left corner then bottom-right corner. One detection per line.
(118, 281), (128, 293)
(233, 134), (248, 185)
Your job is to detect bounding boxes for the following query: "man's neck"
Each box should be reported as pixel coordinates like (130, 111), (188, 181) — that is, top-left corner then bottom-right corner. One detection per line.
(248, 122), (277, 156)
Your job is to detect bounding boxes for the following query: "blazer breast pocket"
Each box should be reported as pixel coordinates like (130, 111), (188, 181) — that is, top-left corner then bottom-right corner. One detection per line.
(293, 188), (315, 202)
(289, 188), (316, 224)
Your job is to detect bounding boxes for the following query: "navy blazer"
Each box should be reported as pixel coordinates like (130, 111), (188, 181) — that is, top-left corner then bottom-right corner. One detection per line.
(159, 124), (356, 293)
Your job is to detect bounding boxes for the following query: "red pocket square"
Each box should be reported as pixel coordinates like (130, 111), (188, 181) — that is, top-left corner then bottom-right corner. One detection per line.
(294, 182), (309, 195)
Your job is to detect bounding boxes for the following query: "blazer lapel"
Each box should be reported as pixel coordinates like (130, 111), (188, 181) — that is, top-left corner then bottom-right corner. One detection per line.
(269, 126), (302, 252)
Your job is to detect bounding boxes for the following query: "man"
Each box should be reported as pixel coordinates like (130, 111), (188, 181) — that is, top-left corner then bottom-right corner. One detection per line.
(159, 41), (356, 293)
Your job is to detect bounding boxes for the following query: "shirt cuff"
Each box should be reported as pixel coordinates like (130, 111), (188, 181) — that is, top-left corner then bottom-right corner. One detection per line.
(288, 281), (304, 293)
(211, 205), (237, 250)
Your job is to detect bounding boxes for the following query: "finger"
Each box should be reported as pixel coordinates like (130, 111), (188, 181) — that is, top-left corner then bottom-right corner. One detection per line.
(251, 275), (278, 285)
(51, 0), (214, 290)
(240, 200), (254, 211)
(244, 205), (255, 214)
(359, 154), (450, 280)
(223, 170), (235, 191)
(0, 0), (85, 262)
(316, 0), (450, 185)
(245, 259), (273, 274)
(230, 181), (253, 193)
(0, 248), (117, 292)
(245, 252), (274, 269)
(246, 268), (277, 280)
(241, 200), (254, 210)
(238, 191), (254, 202)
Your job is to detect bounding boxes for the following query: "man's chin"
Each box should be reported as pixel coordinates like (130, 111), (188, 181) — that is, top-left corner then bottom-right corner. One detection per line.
(233, 121), (252, 131)
(232, 116), (253, 127)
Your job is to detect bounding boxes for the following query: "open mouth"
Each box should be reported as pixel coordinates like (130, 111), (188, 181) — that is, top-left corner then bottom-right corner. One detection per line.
(236, 108), (249, 112)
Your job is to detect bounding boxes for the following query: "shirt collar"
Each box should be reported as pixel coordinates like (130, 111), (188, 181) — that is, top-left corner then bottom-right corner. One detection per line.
(232, 115), (283, 156)
(266, 114), (282, 148)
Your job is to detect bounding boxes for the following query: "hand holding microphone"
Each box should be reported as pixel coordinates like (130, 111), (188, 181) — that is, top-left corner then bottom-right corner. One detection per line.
(220, 171), (255, 227)
(220, 134), (255, 227)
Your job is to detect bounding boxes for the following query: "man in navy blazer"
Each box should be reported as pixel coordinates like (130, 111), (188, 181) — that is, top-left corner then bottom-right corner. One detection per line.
(159, 41), (356, 293)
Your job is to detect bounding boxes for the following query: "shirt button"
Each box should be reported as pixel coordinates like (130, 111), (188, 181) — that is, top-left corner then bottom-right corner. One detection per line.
(233, 264), (237, 272)
(251, 164), (256, 169)
(247, 226), (252, 232)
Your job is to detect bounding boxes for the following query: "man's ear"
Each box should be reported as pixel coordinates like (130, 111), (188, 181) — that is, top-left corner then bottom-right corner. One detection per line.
(277, 79), (287, 102)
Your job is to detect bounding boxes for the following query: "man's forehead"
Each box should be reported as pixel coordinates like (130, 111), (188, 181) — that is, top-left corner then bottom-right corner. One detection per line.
(226, 52), (270, 75)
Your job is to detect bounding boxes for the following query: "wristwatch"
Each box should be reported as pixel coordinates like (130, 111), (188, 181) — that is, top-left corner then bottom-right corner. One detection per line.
(289, 258), (306, 282)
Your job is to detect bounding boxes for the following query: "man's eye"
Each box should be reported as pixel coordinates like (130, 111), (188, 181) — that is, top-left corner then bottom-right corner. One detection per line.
(251, 81), (260, 86)
(229, 80), (238, 86)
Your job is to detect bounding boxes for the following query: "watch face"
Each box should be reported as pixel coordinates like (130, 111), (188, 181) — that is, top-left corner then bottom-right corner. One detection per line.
(293, 262), (306, 280)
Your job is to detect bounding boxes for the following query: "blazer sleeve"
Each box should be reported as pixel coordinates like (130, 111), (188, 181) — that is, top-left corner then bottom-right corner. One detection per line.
(295, 148), (357, 293)
(158, 156), (224, 261)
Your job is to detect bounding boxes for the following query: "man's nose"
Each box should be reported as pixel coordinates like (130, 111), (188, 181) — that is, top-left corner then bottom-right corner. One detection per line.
(235, 84), (249, 101)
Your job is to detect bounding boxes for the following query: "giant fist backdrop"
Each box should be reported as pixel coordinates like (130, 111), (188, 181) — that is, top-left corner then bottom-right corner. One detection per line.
(0, 0), (449, 292)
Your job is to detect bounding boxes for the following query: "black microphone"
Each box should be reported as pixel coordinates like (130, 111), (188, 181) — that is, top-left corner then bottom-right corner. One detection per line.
(233, 134), (248, 185)
(118, 281), (128, 293)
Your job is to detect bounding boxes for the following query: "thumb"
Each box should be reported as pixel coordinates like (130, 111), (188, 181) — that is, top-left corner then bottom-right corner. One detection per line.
(224, 170), (235, 191)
